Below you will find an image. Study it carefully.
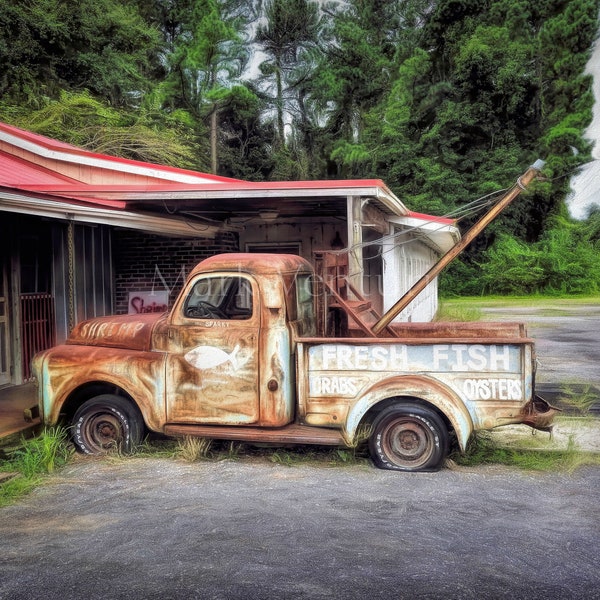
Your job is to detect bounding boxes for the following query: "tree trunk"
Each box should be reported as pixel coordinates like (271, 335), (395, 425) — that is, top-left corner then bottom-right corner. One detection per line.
(276, 56), (285, 147)
(210, 106), (218, 174)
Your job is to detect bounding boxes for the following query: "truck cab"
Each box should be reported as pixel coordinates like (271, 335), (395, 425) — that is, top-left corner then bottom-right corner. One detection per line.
(156, 253), (314, 429)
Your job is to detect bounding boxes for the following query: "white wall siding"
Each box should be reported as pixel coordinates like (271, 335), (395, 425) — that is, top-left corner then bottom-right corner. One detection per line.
(382, 233), (439, 323)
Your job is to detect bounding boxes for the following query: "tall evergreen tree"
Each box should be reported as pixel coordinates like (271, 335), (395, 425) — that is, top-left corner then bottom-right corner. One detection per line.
(313, 0), (431, 177)
(158, 0), (254, 173)
(255, 0), (321, 149)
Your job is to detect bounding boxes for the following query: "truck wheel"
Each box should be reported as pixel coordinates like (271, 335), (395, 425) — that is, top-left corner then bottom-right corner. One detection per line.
(369, 404), (448, 472)
(72, 395), (143, 455)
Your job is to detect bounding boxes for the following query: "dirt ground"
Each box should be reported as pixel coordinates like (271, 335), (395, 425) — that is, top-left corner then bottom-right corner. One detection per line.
(1, 301), (599, 599)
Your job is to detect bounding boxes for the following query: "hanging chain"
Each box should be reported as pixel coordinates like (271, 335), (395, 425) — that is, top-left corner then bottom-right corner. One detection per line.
(67, 218), (75, 332)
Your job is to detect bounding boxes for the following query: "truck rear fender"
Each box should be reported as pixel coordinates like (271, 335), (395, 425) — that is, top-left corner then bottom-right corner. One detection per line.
(344, 375), (474, 450)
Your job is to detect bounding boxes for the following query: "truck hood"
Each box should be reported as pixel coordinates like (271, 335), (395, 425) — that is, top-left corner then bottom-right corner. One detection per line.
(67, 313), (166, 351)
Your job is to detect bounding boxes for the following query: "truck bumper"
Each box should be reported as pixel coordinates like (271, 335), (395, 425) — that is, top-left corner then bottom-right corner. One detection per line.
(521, 395), (560, 432)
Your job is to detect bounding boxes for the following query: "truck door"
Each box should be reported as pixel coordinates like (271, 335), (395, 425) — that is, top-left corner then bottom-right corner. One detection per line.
(165, 273), (260, 425)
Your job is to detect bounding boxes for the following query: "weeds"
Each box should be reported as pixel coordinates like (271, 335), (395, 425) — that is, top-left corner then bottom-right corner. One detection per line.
(0, 427), (73, 507)
(452, 430), (600, 472)
(175, 436), (212, 462)
(270, 449), (296, 466)
(559, 383), (598, 415)
(268, 444), (369, 467)
(134, 435), (370, 467)
(224, 441), (243, 461)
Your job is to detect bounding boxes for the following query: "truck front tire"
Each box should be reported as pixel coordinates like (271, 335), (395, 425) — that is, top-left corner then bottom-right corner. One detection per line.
(369, 404), (448, 472)
(72, 395), (143, 455)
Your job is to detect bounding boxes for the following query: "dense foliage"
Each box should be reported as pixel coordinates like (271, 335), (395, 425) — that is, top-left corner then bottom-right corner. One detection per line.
(1, 0), (599, 295)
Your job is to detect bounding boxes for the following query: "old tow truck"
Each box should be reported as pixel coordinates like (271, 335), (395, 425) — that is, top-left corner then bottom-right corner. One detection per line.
(30, 161), (557, 471)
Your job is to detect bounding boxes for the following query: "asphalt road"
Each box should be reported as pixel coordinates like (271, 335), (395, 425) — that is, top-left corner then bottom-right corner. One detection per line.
(1, 301), (599, 600)
(479, 301), (600, 387)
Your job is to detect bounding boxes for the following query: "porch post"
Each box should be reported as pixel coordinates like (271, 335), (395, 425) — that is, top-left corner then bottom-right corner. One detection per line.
(381, 223), (400, 315)
(346, 195), (363, 296)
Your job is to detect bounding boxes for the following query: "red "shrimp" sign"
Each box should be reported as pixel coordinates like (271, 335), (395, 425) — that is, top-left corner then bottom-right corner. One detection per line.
(128, 291), (169, 314)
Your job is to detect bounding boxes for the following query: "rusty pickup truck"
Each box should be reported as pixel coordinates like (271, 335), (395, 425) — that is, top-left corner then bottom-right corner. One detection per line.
(31, 252), (556, 471)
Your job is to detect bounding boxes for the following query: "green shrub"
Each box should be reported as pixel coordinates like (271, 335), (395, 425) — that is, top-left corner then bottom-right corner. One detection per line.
(0, 427), (73, 507)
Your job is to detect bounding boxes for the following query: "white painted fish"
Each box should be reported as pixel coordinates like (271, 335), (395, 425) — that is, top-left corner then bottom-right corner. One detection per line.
(184, 345), (240, 370)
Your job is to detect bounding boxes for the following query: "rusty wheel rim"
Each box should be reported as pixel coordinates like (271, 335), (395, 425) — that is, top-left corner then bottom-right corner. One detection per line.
(381, 417), (435, 468)
(83, 412), (123, 452)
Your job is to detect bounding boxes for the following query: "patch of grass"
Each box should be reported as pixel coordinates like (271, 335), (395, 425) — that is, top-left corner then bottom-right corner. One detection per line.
(129, 434), (371, 468)
(0, 427), (74, 507)
(223, 441), (243, 461)
(127, 435), (179, 457)
(175, 436), (213, 462)
(269, 448), (298, 466)
(441, 295), (600, 309)
(452, 431), (600, 472)
(0, 474), (40, 507)
(436, 302), (482, 322)
(265, 444), (370, 467)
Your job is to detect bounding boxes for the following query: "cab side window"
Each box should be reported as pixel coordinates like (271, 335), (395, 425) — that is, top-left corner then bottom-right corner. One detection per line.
(285, 273), (316, 337)
(183, 276), (253, 320)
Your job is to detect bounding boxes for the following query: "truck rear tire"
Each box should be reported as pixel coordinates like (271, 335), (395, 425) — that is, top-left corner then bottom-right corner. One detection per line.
(72, 395), (143, 455)
(369, 404), (448, 472)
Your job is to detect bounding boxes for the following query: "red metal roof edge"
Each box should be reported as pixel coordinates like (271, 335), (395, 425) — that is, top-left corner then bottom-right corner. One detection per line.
(48, 194), (128, 210)
(0, 122), (79, 151)
(15, 178), (393, 194)
(0, 149), (80, 185)
(0, 185), (127, 210)
(0, 121), (242, 184)
(1, 121), (455, 225)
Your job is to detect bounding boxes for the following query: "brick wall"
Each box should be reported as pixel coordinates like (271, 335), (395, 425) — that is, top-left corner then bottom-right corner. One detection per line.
(112, 230), (239, 314)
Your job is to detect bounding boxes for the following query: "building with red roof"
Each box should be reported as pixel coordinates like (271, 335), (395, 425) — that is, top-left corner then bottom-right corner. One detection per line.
(0, 121), (459, 386)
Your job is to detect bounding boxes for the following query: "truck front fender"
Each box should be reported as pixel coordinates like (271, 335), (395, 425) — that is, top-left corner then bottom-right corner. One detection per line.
(345, 375), (474, 451)
(34, 344), (166, 431)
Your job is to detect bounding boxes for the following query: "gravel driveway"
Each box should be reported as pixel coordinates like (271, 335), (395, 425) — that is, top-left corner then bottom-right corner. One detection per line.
(1, 458), (599, 600)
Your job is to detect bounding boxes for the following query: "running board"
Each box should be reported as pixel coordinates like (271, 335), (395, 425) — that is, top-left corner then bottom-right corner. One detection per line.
(163, 423), (345, 446)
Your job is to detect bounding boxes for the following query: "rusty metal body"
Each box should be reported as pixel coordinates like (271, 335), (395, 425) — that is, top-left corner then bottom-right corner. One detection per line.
(298, 327), (540, 451)
(32, 252), (556, 464)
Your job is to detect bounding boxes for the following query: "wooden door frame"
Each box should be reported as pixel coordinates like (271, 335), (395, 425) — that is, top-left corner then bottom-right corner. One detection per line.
(0, 259), (10, 385)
